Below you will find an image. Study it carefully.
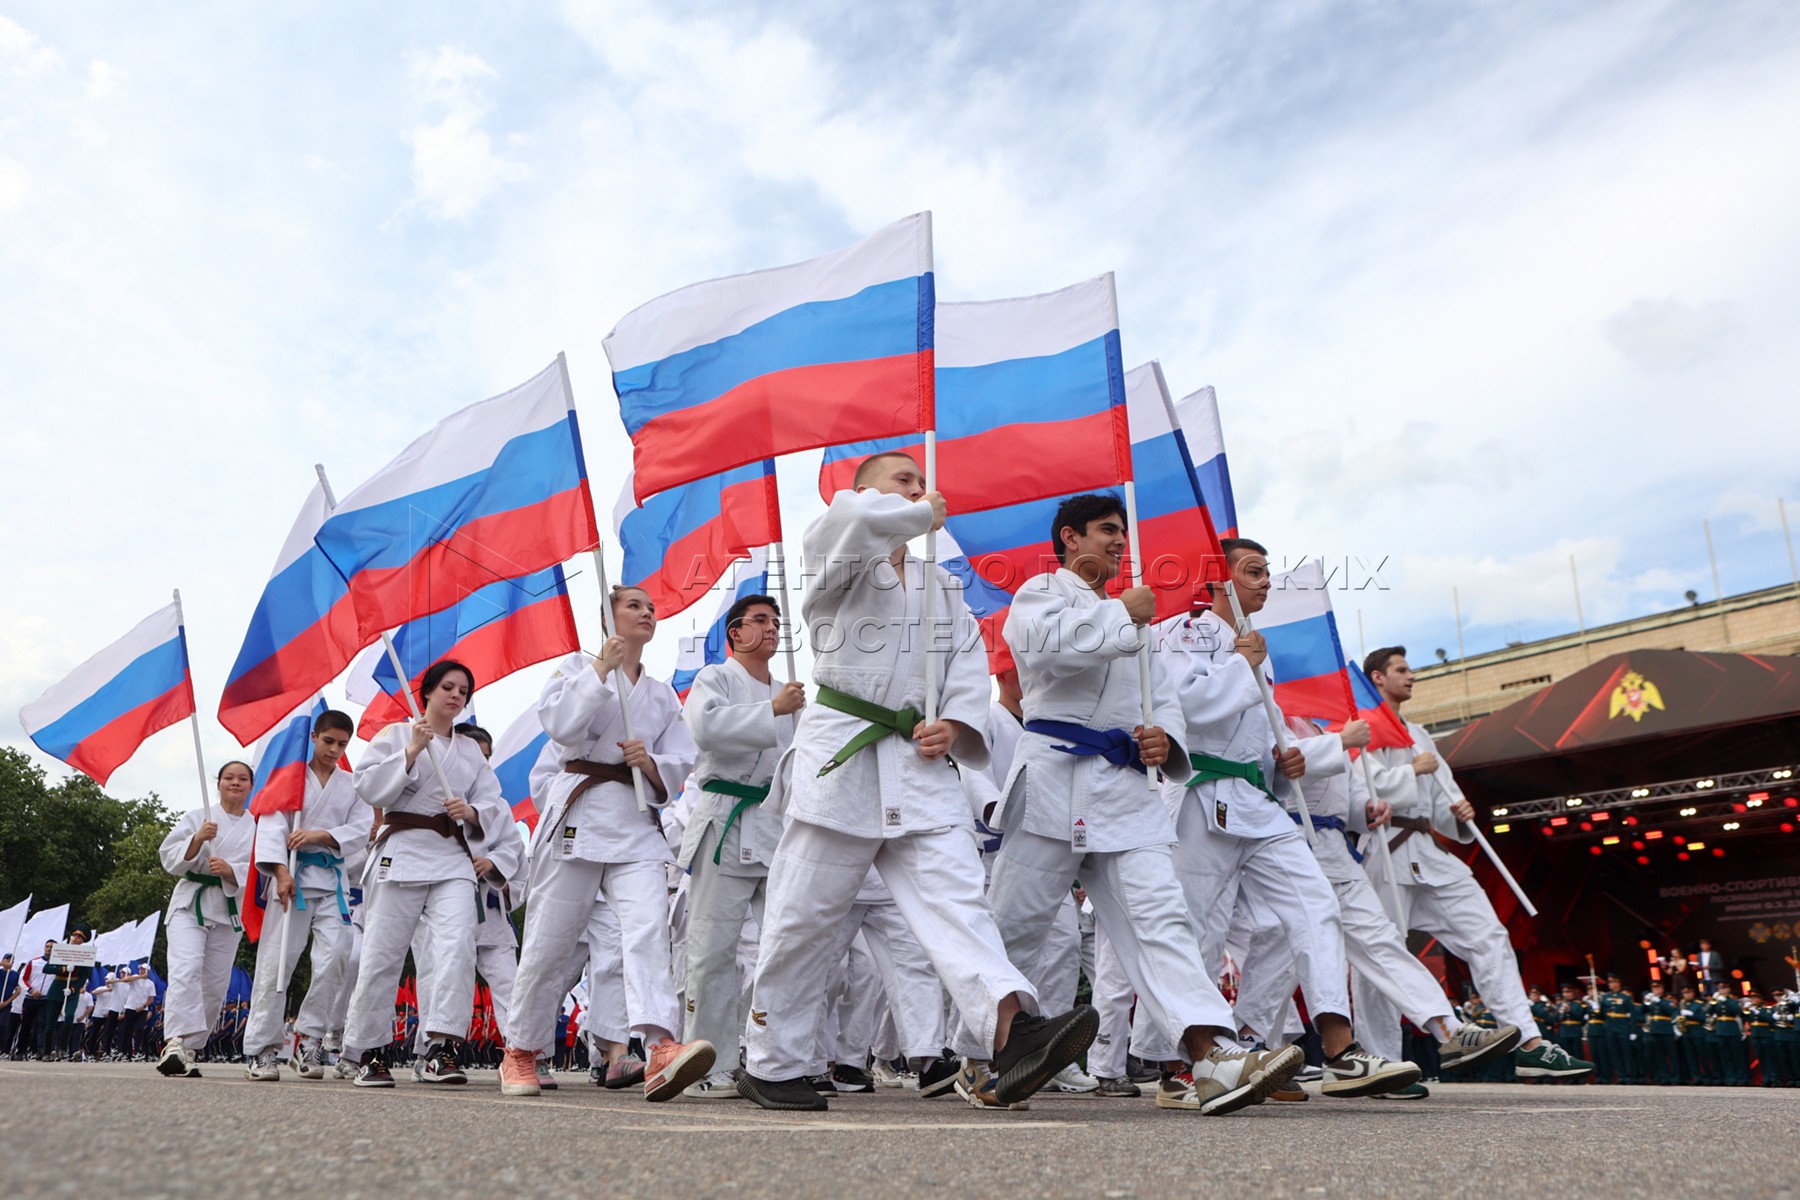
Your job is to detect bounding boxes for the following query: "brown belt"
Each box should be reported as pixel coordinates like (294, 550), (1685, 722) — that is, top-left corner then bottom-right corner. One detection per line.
(1386, 815), (1434, 853)
(376, 810), (477, 859)
(566, 758), (666, 806)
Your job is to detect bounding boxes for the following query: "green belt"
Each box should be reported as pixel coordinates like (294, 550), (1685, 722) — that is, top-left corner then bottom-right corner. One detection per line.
(183, 872), (240, 931)
(702, 778), (772, 865)
(815, 685), (919, 777)
(1187, 752), (1278, 804)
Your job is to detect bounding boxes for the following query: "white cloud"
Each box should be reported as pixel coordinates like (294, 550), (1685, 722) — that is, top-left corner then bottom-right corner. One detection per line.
(1604, 296), (1741, 372)
(402, 46), (527, 220)
(0, 15), (61, 74)
(0, 155), (29, 213)
(85, 58), (122, 99)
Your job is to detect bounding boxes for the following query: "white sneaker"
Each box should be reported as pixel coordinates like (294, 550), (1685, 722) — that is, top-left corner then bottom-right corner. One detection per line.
(292, 1038), (326, 1080)
(1046, 1062), (1100, 1093)
(1439, 1023), (1521, 1073)
(156, 1038), (198, 1078)
(333, 1055), (359, 1080)
(244, 1048), (281, 1082)
(1320, 1043), (1423, 1098)
(871, 1061), (906, 1089)
(683, 1069), (743, 1099)
(1183, 1044), (1305, 1115)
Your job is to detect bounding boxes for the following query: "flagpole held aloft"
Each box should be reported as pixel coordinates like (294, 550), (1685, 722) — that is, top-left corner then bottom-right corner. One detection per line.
(1121, 481), (1160, 791)
(922, 429), (940, 727)
(1223, 580), (1315, 845)
(1357, 753), (1405, 917)
(592, 542), (651, 814)
(172, 589), (213, 853)
(768, 538), (799, 683)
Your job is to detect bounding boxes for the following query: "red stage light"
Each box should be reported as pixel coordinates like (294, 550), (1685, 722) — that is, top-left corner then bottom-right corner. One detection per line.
(1588, 846), (1603, 856)
(1632, 840), (1645, 850)
(1550, 817), (1569, 827)
(1783, 824), (1796, 834)
(1623, 816), (1639, 826)
(1646, 830), (1664, 840)
(1733, 803), (1747, 813)
(1636, 856), (1650, 865)
(1592, 811), (1610, 822)
(1542, 826), (1555, 837)
(1785, 796), (1799, 808)
(1750, 792), (1770, 802)
(1678, 852), (1691, 861)
(1713, 847), (1725, 857)
(1674, 835), (1687, 845)
(1579, 821), (1593, 832)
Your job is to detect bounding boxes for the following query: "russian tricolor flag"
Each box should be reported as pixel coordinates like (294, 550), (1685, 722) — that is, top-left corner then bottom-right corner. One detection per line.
(313, 357), (598, 645)
(670, 549), (770, 700)
(606, 214), (935, 503)
(492, 708), (550, 833)
(1260, 562), (1412, 750)
(242, 696), (328, 942)
(20, 601), (195, 786)
(1116, 362), (1226, 619)
(218, 481), (363, 745)
(817, 275), (1130, 513)
(1173, 385), (1238, 539)
(355, 565), (580, 740)
(616, 463), (780, 620)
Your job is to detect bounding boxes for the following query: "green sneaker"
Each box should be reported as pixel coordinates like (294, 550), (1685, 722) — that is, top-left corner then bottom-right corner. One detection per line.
(1371, 1081), (1430, 1100)
(1514, 1040), (1594, 1080)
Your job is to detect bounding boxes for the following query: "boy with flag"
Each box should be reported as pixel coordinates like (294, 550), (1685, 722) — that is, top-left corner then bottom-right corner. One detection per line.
(981, 494), (1292, 1116)
(240, 708), (366, 1082)
(677, 592), (804, 1097)
(1355, 647), (1593, 1081)
(740, 453), (1094, 1113)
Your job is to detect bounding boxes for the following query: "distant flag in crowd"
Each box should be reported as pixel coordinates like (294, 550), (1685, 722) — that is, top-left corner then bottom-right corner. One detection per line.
(241, 695), (328, 942)
(0, 897), (30, 964)
(1174, 385), (1239, 539)
(218, 480), (362, 744)
(670, 549), (771, 699)
(1257, 562), (1359, 724)
(356, 566), (579, 739)
(819, 275), (1129, 513)
(615, 462), (780, 620)
(1347, 652), (1414, 750)
(12, 903), (69, 963)
(19, 601), (195, 786)
(607, 213), (936, 503)
(493, 708), (550, 832)
(313, 356), (598, 645)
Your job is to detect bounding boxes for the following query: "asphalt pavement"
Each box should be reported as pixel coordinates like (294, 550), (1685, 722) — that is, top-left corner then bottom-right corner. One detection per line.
(3, 1062), (1795, 1199)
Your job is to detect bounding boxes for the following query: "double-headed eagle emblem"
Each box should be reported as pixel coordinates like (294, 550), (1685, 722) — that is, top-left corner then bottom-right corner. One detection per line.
(1608, 670), (1665, 722)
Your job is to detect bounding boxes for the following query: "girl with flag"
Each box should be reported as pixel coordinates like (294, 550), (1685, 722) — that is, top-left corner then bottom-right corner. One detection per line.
(499, 586), (708, 1102)
(340, 660), (509, 1087)
(156, 760), (257, 1078)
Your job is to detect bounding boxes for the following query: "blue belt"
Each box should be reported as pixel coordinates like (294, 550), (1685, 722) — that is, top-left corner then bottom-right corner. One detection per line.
(975, 817), (1003, 855)
(294, 850), (350, 923)
(1024, 720), (1145, 774)
(1289, 811), (1364, 863)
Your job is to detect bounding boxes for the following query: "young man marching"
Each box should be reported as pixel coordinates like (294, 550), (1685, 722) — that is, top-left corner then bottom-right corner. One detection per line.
(739, 452), (1093, 1112)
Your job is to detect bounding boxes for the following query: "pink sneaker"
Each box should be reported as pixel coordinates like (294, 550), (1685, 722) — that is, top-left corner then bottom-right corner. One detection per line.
(499, 1046), (541, 1096)
(644, 1039), (717, 1103)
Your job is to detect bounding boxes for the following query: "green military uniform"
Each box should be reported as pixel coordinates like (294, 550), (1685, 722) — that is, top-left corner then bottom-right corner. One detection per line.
(1555, 994), (1591, 1083)
(1599, 984), (1637, 1084)
(1708, 993), (1749, 1085)
(1677, 995), (1714, 1084)
(1641, 992), (1677, 1083)
(1746, 1000), (1775, 1087)
(1586, 995), (1611, 1083)
(1771, 996), (1799, 1086)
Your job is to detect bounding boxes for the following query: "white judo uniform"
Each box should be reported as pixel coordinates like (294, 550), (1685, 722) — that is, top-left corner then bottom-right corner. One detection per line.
(981, 569), (1232, 1062)
(1131, 610), (1348, 1061)
(342, 726), (506, 1057)
(1354, 718), (1540, 1058)
(506, 654), (696, 1052)
(412, 803), (528, 1055)
(242, 763), (367, 1058)
(679, 656), (793, 1071)
(745, 489), (1034, 1082)
(158, 806), (255, 1048)
(1231, 717), (1461, 1045)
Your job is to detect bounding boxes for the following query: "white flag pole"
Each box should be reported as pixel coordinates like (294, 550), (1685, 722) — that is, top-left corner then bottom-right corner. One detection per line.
(768, 539), (799, 683)
(1223, 580), (1315, 845)
(1467, 821), (1539, 918)
(1120, 481), (1160, 791)
(172, 589), (213, 858)
(591, 542), (651, 814)
(272, 842), (300, 997)
(922, 430), (940, 727)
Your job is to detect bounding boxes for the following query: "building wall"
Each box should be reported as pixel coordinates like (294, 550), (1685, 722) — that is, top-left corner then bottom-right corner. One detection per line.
(1409, 584), (1800, 731)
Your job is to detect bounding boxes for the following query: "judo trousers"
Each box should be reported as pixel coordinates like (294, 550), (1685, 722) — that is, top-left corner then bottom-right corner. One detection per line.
(242, 888), (353, 1056)
(343, 878), (476, 1056)
(747, 821), (1035, 1081)
(163, 906), (242, 1047)
(682, 857), (767, 1072)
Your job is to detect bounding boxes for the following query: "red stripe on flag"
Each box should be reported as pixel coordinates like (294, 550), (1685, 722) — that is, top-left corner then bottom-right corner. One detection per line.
(635, 474), (781, 617)
(217, 601), (363, 745)
(630, 353), (932, 502)
(68, 677), (196, 786)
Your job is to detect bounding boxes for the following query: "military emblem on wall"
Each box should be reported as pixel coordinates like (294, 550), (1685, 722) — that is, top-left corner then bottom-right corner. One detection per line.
(1609, 670), (1665, 722)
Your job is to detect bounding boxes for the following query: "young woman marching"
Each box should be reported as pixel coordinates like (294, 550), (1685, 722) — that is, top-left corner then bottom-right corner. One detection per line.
(499, 585), (708, 1100)
(156, 760), (257, 1078)
(340, 659), (509, 1086)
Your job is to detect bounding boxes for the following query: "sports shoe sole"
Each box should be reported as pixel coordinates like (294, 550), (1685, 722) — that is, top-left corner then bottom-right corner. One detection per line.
(156, 1048), (189, 1077)
(244, 1068), (280, 1082)
(645, 1043), (717, 1103)
(1321, 1060), (1423, 1099)
(1440, 1025), (1523, 1074)
(1202, 1044), (1306, 1116)
(738, 1075), (829, 1111)
(1515, 1061), (1594, 1079)
(420, 1072), (468, 1085)
(831, 1079), (873, 1093)
(603, 1063), (646, 1090)
(994, 1007), (1100, 1106)
(353, 1075), (396, 1088)
(918, 1070), (961, 1098)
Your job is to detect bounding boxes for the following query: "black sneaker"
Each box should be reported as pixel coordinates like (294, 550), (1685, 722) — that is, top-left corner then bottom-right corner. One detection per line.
(992, 1005), (1099, 1106)
(917, 1054), (961, 1097)
(831, 1063), (874, 1092)
(420, 1041), (468, 1085)
(1126, 1054), (1161, 1084)
(355, 1051), (396, 1088)
(1094, 1075), (1142, 1097)
(739, 1073), (829, 1111)
(805, 1072), (835, 1094)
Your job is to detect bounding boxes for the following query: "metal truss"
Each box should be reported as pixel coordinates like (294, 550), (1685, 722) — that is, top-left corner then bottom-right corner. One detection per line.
(1485, 766), (1799, 822)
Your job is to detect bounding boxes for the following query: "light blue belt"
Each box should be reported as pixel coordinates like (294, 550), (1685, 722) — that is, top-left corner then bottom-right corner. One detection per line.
(294, 850), (350, 922)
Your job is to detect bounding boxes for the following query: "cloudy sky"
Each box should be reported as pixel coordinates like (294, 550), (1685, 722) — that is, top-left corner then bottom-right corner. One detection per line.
(4, 0), (1798, 811)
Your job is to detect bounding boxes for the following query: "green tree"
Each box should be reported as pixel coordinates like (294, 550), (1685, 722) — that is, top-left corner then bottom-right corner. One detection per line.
(0, 748), (172, 918)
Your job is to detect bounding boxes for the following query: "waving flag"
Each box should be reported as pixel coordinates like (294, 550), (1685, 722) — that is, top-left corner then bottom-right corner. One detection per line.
(218, 482), (363, 744)
(314, 356), (598, 645)
(1118, 362), (1226, 616)
(242, 696), (329, 942)
(20, 601), (195, 786)
(1173, 385), (1239, 539)
(356, 566), (579, 739)
(607, 214), (935, 503)
(1258, 562), (1359, 724)
(493, 708), (550, 832)
(617, 463), (780, 620)
(1347, 656), (1414, 750)
(0, 897), (29, 965)
(818, 275), (1129, 513)
(671, 549), (771, 699)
